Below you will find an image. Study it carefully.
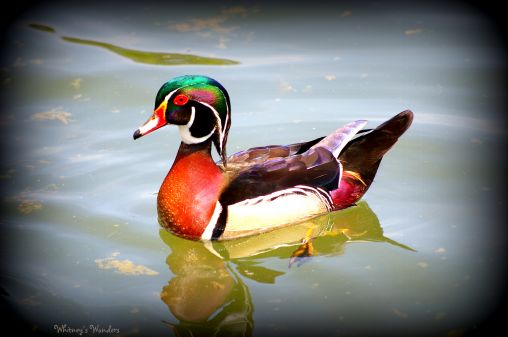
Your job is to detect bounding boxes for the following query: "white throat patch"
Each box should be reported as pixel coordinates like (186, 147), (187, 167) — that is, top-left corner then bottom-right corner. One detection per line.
(178, 106), (217, 144)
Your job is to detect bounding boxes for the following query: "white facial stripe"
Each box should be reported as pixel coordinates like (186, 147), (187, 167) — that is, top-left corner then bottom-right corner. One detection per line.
(161, 88), (178, 107)
(178, 106), (216, 144)
(163, 84), (194, 105)
(222, 97), (230, 153)
(197, 101), (223, 149)
(159, 84), (194, 111)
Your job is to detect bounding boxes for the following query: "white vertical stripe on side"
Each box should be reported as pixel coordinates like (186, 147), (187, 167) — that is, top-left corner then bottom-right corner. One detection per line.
(201, 201), (223, 240)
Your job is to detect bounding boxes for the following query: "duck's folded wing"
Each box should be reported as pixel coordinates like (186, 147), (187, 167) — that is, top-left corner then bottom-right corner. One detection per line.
(219, 146), (339, 207)
(224, 137), (324, 168)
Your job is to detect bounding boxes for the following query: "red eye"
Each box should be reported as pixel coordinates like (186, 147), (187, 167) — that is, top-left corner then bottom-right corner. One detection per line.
(173, 94), (189, 106)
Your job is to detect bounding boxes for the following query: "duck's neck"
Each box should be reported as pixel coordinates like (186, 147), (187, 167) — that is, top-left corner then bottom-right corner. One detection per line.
(174, 141), (213, 162)
(157, 141), (224, 240)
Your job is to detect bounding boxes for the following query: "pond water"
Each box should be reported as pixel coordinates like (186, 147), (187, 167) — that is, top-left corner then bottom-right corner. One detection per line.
(1, 1), (506, 336)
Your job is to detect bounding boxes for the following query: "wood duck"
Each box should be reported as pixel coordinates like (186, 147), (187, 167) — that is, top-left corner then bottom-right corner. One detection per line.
(133, 75), (413, 241)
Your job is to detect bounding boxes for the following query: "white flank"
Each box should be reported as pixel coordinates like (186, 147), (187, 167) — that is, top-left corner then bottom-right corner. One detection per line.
(178, 106), (217, 144)
(223, 186), (330, 238)
(201, 201), (223, 240)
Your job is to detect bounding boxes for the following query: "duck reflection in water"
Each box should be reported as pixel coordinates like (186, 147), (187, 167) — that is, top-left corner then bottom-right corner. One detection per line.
(160, 235), (254, 336)
(159, 202), (414, 336)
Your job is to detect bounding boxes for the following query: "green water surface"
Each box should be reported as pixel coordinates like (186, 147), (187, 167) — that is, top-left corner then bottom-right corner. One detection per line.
(1, 2), (506, 337)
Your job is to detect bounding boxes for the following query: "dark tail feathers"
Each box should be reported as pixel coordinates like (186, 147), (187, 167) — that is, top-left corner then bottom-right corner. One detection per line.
(338, 110), (414, 186)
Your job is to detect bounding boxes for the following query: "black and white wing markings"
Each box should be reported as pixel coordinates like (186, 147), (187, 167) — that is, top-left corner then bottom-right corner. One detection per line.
(219, 145), (340, 208)
(234, 184), (334, 212)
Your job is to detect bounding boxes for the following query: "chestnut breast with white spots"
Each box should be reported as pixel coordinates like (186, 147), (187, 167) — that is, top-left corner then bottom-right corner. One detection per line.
(157, 151), (224, 239)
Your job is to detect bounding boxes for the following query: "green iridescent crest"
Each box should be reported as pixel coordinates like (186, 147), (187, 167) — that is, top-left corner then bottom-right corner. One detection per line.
(155, 75), (225, 107)
(155, 75), (230, 130)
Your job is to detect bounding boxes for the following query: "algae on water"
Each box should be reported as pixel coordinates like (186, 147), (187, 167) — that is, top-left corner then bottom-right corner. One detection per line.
(61, 36), (239, 66)
(29, 23), (56, 33)
(28, 23), (240, 66)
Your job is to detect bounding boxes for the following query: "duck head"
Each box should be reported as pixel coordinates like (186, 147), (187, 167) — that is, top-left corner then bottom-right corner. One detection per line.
(133, 75), (231, 163)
